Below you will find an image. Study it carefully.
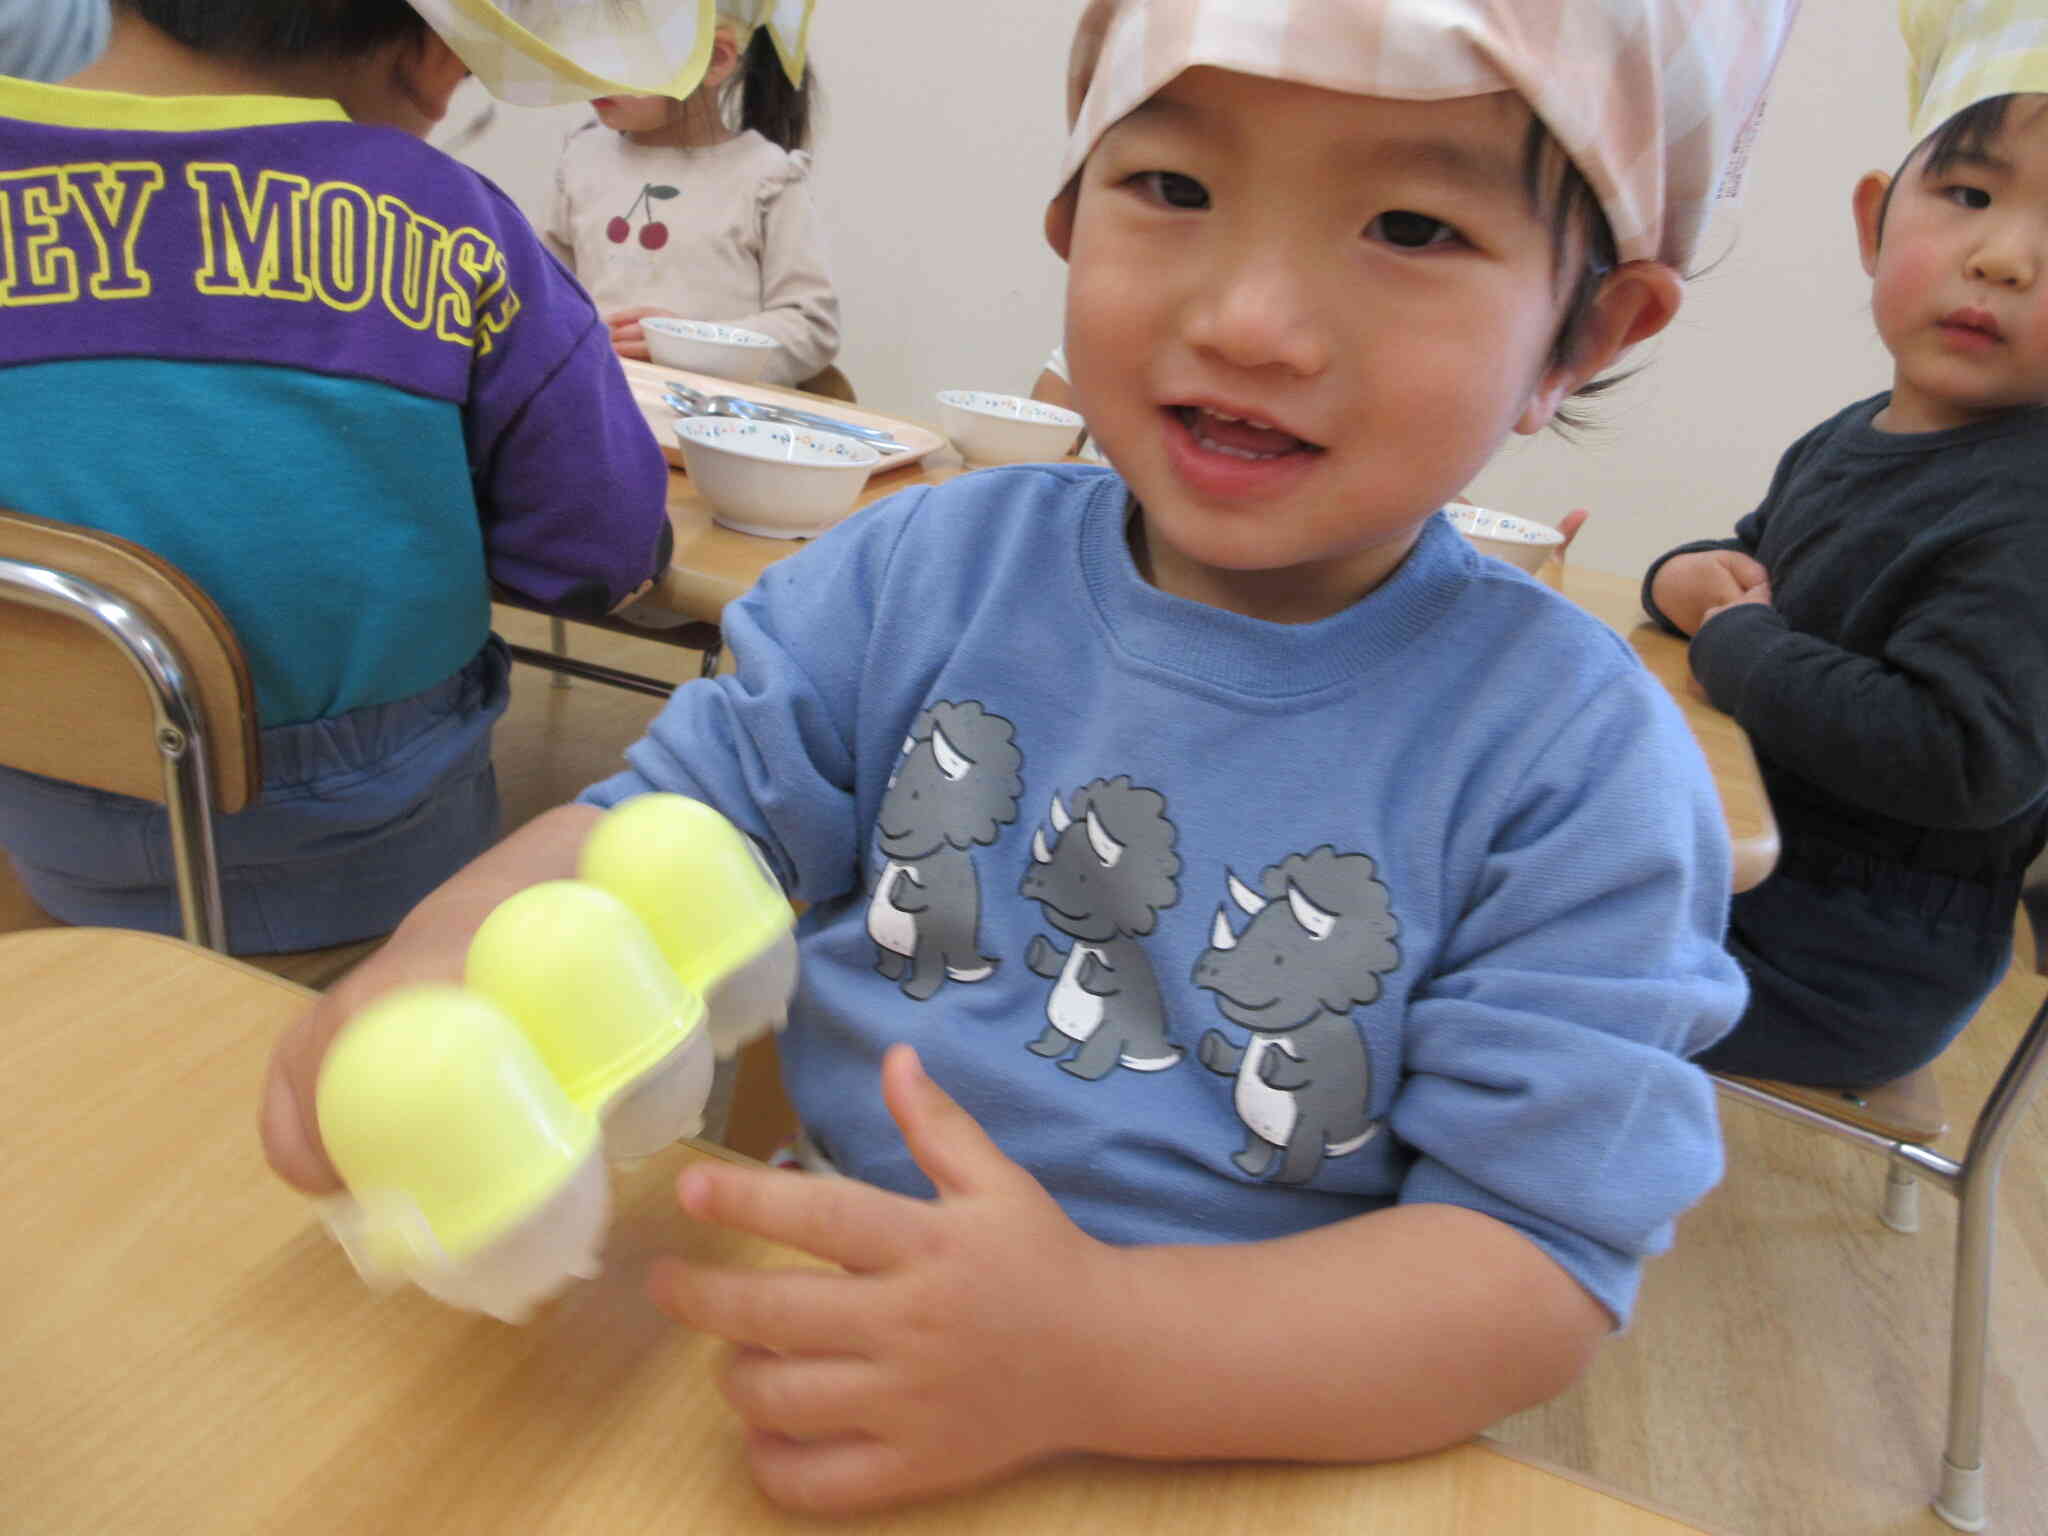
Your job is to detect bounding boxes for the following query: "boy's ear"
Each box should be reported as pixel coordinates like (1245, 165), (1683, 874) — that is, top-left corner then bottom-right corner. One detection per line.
(1852, 170), (1892, 276)
(1515, 261), (1682, 436)
(704, 28), (744, 90)
(1044, 183), (1077, 262)
(399, 31), (470, 127)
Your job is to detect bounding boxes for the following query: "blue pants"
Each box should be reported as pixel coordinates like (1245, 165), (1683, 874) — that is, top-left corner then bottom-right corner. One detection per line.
(1695, 847), (2015, 1089)
(0, 641), (510, 953)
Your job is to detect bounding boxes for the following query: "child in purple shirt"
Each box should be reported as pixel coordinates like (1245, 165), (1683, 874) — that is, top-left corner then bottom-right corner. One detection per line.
(0, 0), (673, 951)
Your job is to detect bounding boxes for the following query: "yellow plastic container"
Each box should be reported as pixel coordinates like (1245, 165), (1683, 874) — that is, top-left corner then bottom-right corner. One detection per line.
(465, 879), (709, 1117)
(315, 985), (600, 1274)
(577, 794), (794, 994)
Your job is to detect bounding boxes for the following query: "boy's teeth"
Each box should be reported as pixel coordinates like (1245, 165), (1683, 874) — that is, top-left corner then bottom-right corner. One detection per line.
(1184, 405), (1309, 460)
(1205, 437), (1282, 461)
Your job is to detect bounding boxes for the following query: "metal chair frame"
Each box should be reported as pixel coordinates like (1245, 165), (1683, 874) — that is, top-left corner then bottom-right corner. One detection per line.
(492, 588), (723, 698)
(1713, 852), (2048, 1532)
(0, 554), (228, 950)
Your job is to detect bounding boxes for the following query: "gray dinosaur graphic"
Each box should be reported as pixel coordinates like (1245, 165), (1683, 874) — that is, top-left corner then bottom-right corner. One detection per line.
(1194, 847), (1398, 1184)
(1019, 776), (1181, 1079)
(868, 701), (1022, 1001)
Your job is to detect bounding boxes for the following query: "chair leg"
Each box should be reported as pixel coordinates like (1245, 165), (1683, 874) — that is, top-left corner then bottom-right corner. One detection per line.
(1936, 1163), (1994, 1532)
(698, 635), (723, 679)
(1882, 1161), (1921, 1234)
(1932, 990), (2048, 1532)
(548, 616), (571, 690)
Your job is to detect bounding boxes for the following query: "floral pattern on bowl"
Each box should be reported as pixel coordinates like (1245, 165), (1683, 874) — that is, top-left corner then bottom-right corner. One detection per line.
(1445, 505), (1562, 546)
(643, 319), (776, 350)
(936, 390), (1083, 427)
(1443, 504), (1564, 574)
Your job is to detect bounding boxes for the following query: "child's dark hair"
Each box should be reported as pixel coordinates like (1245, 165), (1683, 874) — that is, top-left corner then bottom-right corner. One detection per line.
(729, 26), (815, 152)
(1522, 117), (1624, 434)
(113, 0), (430, 59)
(1874, 94), (2017, 241)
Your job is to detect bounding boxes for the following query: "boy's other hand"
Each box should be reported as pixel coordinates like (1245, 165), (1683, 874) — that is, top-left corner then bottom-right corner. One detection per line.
(604, 305), (678, 363)
(1650, 548), (1769, 635)
(648, 1045), (1117, 1515)
(1699, 580), (1773, 629)
(261, 989), (353, 1194)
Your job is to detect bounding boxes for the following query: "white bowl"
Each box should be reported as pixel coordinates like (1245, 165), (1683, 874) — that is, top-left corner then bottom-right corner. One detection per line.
(937, 390), (1085, 465)
(672, 418), (880, 539)
(643, 318), (779, 382)
(1444, 504), (1565, 574)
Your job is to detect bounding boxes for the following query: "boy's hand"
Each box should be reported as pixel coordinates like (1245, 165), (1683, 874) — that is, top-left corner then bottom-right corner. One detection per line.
(648, 1045), (1115, 1515)
(1650, 548), (1769, 635)
(259, 805), (605, 1196)
(1555, 507), (1589, 561)
(604, 305), (679, 362)
(1699, 581), (1773, 628)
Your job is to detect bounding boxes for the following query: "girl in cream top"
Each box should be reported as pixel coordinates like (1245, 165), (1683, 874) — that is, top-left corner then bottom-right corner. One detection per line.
(544, 10), (838, 388)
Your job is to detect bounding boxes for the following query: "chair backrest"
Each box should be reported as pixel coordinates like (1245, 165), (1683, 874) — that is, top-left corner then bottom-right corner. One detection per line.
(0, 509), (258, 812)
(797, 364), (857, 404)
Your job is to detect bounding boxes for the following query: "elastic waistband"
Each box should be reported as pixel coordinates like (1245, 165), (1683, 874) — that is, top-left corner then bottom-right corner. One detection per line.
(259, 640), (510, 788)
(1773, 831), (2019, 930)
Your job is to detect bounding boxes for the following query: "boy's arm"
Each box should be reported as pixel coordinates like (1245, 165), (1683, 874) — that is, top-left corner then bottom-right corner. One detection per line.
(654, 1047), (1606, 1515)
(472, 317), (674, 617)
(262, 486), (934, 1192)
(457, 184), (672, 616)
(260, 804), (604, 1195)
(1089, 1201), (1607, 1459)
(1688, 522), (2048, 827)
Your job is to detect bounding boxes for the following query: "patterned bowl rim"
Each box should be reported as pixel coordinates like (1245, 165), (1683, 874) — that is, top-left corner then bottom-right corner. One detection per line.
(643, 318), (777, 348)
(936, 389), (1084, 428)
(673, 416), (881, 468)
(1444, 504), (1564, 545)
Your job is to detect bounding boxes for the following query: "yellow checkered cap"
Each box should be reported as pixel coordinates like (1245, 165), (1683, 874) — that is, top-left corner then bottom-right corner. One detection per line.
(408, 0), (814, 107)
(1904, 0), (2048, 143)
(1058, 0), (1804, 271)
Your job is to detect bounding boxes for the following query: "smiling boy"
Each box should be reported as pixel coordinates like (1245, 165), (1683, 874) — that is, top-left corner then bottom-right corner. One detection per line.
(1059, 74), (1655, 622)
(263, 0), (1797, 1514)
(1647, 1), (2048, 1090)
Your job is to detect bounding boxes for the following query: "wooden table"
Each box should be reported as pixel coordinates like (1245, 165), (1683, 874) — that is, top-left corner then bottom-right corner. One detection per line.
(2, 926), (1725, 1536)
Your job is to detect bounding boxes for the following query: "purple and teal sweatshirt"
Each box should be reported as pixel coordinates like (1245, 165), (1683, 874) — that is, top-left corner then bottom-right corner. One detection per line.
(0, 78), (671, 728)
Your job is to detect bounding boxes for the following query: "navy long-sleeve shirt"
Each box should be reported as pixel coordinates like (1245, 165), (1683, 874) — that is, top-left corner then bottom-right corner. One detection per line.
(1644, 393), (2048, 895)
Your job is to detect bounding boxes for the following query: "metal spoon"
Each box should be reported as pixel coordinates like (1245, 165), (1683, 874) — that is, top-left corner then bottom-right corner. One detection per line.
(663, 383), (906, 452)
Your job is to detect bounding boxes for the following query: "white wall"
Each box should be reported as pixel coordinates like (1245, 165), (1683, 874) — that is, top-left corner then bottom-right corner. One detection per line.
(437, 0), (1906, 581)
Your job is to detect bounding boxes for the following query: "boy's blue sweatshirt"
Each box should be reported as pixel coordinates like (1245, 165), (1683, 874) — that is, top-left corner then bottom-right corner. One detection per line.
(586, 465), (1744, 1324)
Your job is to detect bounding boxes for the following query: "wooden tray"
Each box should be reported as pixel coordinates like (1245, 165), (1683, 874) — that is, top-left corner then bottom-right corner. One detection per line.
(622, 359), (946, 479)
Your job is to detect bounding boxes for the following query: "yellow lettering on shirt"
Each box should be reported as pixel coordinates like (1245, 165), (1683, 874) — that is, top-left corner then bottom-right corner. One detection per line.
(308, 180), (378, 311)
(377, 194), (447, 330)
(188, 163), (312, 300)
(0, 162), (162, 304)
(1, 156), (522, 351)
